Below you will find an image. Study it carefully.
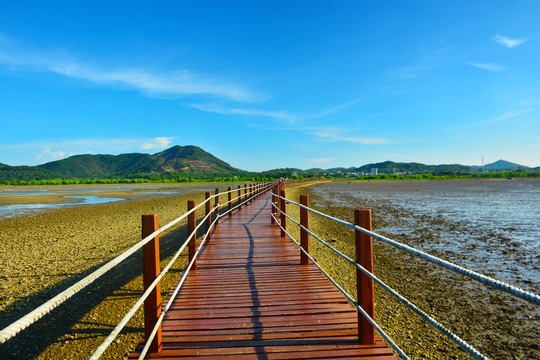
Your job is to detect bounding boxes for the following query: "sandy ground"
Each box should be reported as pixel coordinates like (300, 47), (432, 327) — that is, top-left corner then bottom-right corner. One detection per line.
(0, 188), (216, 359)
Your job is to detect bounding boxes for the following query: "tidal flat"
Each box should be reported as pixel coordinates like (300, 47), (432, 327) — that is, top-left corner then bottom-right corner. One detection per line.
(286, 180), (539, 359)
(0, 183), (238, 359)
(0, 180), (538, 359)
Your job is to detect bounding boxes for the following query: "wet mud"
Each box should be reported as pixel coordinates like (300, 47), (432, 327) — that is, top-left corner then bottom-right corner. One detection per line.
(285, 181), (539, 360)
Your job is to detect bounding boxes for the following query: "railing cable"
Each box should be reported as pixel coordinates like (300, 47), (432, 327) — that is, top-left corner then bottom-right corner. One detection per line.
(89, 203), (217, 359)
(0, 196), (214, 344)
(270, 211), (410, 360)
(277, 195), (540, 306)
(137, 213), (221, 359)
(274, 203), (488, 360)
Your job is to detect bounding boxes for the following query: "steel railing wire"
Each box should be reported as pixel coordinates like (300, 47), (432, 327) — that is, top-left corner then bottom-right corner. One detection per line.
(137, 210), (221, 360)
(272, 192), (539, 360)
(90, 202), (218, 359)
(270, 210), (410, 360)
(0, 195), (209, 344)
(278, 195), (540, 306)
(273, 202), (487, 360)
(0, 181), (275, 354)
(91, 182), (276, 358)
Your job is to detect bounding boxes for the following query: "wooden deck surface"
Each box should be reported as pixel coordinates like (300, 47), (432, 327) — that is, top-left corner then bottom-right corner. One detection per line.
(131, 191), (397, 359)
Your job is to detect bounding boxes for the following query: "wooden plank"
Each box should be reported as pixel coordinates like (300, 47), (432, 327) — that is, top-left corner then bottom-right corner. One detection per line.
(131, 190), (398, 360)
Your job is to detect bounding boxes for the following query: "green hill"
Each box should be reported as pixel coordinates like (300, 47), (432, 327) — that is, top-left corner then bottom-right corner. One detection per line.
(353, 161), (472, 174)
(481, 160), (530, 171)
(0, 145), (245, 181)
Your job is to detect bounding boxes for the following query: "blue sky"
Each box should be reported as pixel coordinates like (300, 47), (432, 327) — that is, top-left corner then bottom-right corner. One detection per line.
(0, 1), (539, 171)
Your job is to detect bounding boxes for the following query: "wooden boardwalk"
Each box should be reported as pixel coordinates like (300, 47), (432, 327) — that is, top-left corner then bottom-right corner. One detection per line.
(131, 191), (397, 359)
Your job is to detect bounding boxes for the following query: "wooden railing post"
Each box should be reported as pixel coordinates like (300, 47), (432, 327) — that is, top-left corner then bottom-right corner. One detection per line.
(280, 189), (286, 237)
(271, 188), (276, 224)
(205, 192), (212, 239)
(228, 186), (232, 216)
(300, 195), (309, 265)
(188, 200), (197, 271)
(214, 188), (220, 224)
(142, 214), (162, 352)
(244, 184), (248, 203)
(237, 185), (242, 208)
(355, 209), (375, 345)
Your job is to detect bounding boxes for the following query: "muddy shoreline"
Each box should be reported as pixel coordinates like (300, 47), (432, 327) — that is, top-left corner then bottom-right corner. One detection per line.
(1, 181), (538, 359)
(285, 182), (539, 359)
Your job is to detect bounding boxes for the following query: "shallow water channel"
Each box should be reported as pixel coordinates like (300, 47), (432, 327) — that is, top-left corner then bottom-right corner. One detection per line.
(0, 183), (242, 219)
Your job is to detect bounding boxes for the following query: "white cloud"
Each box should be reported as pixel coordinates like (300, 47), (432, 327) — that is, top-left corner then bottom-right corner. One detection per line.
(0, 39), (255, 102)
(36, 147), (66, 162)
(467, 62), (505, 72)
(485, 109), (534, 124)
(141, 137), (174, 150)
(190, 103), (297, 122)
(309, 126), (389, 145)
(493, 34), (527, 48)
(339, 137), (389, 145)
(308, 158), (334, 164)
(190, 98), (363, 124)
(0, 137), (178, 165)
(451, 108), (534, 129)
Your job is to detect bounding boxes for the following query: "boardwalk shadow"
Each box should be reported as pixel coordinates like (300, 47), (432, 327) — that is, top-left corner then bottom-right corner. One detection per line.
(243, 224), (269, 360)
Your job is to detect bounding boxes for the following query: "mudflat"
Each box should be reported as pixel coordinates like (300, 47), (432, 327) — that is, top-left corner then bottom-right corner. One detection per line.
(1, 181), (538, 359)
(0, 188), (210, 359)
(286, 182), (539, 360)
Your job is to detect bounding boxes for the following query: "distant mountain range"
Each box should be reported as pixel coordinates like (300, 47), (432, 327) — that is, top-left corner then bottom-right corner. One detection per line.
(472, 159), (531, 171)
(0, 146), (537, 181)
(260, 159), (538, 178)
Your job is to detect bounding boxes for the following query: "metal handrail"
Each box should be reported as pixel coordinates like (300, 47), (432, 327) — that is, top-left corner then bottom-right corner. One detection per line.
(274, 202), (486, 359)
(270, 210), (410, 360)
(0, 181), (276, 354)
(272, 192), (540, 360)
(0, 195), (208, 344)
(277, 195), (540, 306)
(91, 181), (276, 358)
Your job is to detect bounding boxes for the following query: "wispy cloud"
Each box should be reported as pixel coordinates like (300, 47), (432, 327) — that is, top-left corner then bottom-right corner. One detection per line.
(141, 137), (174, 150)
(467, 62), (505, 72)
(0, 137), (177, 165)
(308, 98), (363, 119)
(339, 137), (389, 145)
(190, 97), (363, 123)
(485, 109), (533, 124)
(451, 108), (534, 129)
(308, 158), (334, 164)
(0, 38), (255, 102)
(310, 126), (389, 145)
(190, 103), (298, 122)
(36, 147), (65, 163)
(493, 34), (527, 48)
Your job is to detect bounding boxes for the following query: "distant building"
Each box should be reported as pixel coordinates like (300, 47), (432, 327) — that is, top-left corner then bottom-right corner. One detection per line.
(371, 168), (378, 176)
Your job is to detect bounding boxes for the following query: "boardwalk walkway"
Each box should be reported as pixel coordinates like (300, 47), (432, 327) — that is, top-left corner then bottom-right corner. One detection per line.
(131, 191), (397, 359)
